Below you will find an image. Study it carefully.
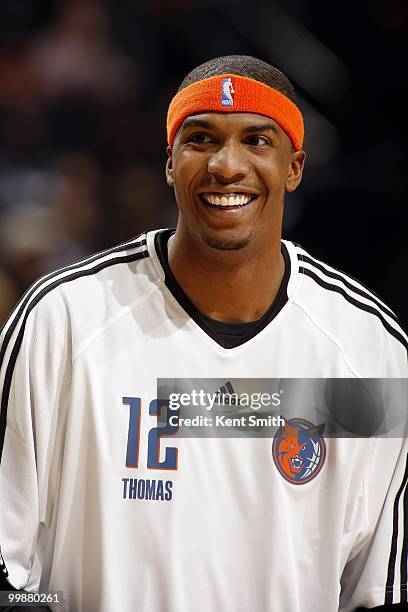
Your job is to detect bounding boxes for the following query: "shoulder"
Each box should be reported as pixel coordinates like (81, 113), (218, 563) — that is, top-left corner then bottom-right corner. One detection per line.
(0, 230), (161, 360)
(284, 241), (408, 371)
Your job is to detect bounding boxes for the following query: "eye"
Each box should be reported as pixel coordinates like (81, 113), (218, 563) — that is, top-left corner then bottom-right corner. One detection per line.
(187, 133), (213, 145)
(245, 135), (271, 147)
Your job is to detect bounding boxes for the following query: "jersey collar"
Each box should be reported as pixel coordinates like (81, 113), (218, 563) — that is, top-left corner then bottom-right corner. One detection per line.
(148, 228), (292, 349)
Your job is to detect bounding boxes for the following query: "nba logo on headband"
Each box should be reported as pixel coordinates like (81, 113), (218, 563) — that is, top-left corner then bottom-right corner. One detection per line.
(221, 77), (235, 106)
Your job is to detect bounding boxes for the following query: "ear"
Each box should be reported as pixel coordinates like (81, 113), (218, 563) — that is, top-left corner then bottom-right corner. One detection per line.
(285, 149), (306, 193)
(282, 423), (299, 440)
(307, 423), (325, 437)
(166, 145), (174, 187)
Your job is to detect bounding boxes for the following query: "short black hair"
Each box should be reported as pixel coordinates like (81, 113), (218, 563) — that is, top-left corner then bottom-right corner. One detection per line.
(178, 55), (297, 105)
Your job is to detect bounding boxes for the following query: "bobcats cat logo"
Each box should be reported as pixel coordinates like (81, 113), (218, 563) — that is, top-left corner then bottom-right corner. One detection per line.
(272, 418), (326, 484)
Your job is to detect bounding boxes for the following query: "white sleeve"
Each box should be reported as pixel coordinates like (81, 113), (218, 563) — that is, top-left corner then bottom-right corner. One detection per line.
(0, 288), (70, 590)
(340, 334), (408, 611)
(340, 437), (408, 610)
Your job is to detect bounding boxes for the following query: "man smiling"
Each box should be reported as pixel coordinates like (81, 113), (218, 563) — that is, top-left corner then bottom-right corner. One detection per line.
(0, 55), (407, 612)
(165, 67), (305, 328)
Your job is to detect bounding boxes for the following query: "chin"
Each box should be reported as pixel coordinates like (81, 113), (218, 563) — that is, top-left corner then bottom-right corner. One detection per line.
(201, 230), (254, 251)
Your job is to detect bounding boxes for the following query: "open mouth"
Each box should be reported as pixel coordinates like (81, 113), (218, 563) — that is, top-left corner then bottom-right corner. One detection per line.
(291, 457), (303, 471)
(199, 192), (258, 208)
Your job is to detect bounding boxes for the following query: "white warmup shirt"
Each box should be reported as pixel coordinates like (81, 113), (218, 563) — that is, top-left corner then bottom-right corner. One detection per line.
(0, 229), (407, 611)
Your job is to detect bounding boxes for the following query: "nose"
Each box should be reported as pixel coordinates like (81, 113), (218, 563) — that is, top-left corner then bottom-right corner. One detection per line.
(207, 139), (249, 183)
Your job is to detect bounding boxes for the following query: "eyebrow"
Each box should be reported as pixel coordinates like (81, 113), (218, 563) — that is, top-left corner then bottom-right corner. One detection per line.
(180, 117), (280, 136)
(243, 123), (279, 136)
(181, 118), (214, 131)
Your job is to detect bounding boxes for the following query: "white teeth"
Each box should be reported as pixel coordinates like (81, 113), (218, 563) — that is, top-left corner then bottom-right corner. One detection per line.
(202, 193), (253, 207)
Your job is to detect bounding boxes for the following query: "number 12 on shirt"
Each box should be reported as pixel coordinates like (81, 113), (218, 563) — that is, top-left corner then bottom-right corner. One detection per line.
(122, 397), (178, 470)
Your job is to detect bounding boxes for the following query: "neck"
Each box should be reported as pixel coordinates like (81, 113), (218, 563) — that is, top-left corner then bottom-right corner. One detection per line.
(168, 230), (285, 323)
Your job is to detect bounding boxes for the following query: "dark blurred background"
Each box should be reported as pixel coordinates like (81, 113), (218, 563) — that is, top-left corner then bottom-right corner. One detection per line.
(0, 0), (406, 328)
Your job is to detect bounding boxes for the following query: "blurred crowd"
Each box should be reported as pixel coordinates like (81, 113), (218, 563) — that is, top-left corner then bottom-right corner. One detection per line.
(0, 0), (178, 325)
(0, 0), (406, 328)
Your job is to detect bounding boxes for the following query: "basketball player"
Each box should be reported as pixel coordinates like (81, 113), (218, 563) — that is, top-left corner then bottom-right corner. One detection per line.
(0, 56), (407, 611)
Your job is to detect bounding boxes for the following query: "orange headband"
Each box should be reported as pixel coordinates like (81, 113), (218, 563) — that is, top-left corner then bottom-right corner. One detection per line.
(167, 74), (304, 150)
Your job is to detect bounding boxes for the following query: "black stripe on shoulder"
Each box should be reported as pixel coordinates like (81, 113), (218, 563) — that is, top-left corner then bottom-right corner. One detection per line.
(0, 235), (147, 371)
(295, 245), (398, 315)
(0, 250), (147, 461)
(299, 267), (408, 351)
(385, 452), (408, 604)
(300, 254), (398, 324)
